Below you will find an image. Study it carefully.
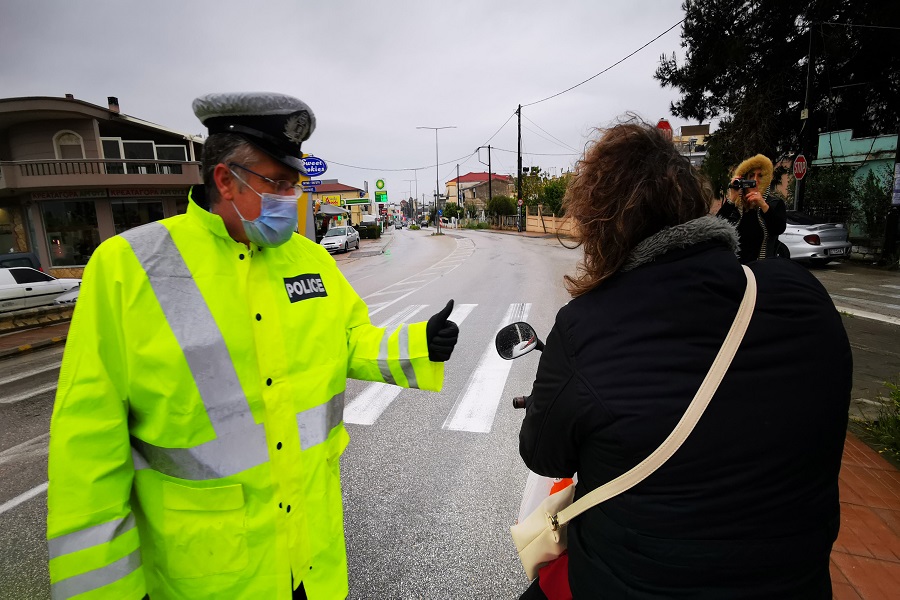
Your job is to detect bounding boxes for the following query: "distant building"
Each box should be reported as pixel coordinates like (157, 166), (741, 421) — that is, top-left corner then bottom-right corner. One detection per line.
(811, 129), (897, 181)
(446, 172), (514, 213)
(0, 95), (203, 277)
(673, 124), (710, 168)
(308, 179), (370, 226)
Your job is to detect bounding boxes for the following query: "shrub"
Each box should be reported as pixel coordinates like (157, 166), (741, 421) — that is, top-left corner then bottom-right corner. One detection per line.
(867, 378), (900, 460)
(358, 225), (381, 239)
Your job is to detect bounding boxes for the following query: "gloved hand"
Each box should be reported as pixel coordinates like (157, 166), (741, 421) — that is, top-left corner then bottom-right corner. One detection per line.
(426, 300), (459, 362)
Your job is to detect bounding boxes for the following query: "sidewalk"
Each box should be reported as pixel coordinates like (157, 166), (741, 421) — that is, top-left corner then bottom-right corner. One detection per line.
(1, 321), (898, 597)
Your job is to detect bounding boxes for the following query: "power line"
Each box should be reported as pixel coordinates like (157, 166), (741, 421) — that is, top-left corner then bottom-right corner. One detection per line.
(523, 19), (684, 107)
(522, 124), (580, 153)
(493, 147), (580, 156)
(319, 151), (475, 173)
(523, 115), (580, 152)
(823, 21), (900, 30)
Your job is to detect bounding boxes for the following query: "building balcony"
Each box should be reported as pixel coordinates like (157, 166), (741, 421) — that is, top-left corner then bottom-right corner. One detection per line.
(0, 159), (202, 191)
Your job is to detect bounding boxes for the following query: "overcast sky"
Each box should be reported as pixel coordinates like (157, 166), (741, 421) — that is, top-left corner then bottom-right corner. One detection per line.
(1, 0), (694, 202)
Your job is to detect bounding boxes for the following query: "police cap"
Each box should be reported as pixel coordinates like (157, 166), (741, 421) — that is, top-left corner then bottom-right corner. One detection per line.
(192, 92), (316, 175)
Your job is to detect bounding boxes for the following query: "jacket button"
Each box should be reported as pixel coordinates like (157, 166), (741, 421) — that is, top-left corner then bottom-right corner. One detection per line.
(239, 253), (245, 260)
(286, 505), (291, 513)
(256, 313), (262, 321)
(266, 378), (272, 386)
(276, 442), (282, 450)
(279, 502), (282, 508)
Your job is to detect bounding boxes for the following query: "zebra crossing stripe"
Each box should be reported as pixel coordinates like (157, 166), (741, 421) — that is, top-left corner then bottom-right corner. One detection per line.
(344, 304), (479, 425)
(442, 303), (531, 434)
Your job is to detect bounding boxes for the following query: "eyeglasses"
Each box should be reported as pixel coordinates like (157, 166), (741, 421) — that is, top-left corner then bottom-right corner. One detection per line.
(228, 163), (303, 196)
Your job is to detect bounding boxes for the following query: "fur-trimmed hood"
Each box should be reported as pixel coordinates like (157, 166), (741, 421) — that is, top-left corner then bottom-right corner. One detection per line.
(621, 215), (739, 272)
(731, 154), (774, 197)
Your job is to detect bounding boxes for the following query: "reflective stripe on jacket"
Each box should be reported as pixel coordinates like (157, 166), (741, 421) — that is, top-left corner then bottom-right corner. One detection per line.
(47, 197), (444, 599)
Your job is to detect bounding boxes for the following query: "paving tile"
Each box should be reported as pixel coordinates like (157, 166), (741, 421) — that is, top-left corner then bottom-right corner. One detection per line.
(840, 465), (900, 510)
(872, 508), (900, 539)
(831, 552), (900, 600)
(839, 503), (900, 562)
(831, 557), (851, 584)
(831, 581), (864, 600)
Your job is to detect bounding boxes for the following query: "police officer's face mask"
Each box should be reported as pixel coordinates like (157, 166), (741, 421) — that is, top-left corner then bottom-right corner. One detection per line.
(228, 170), (298, 247)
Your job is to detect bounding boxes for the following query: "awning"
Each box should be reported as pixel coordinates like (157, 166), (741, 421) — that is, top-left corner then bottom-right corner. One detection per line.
(317, 203), (349, 215)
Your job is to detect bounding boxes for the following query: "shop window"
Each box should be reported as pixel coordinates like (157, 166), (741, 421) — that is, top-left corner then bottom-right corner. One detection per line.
(0, 206), (14, 252)
(53, 131), (85, 160)
(112, 200), (165, 234)
(156, 145), (187, 174)
(41, 201), (101, 267)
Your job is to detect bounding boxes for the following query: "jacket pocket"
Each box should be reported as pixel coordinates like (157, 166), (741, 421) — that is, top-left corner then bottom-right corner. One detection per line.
(162, 481), (249, 579)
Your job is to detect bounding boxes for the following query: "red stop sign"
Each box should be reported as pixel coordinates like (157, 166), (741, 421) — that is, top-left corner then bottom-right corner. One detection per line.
(793, 155), (808, 180)
(656, 119), (673, 141)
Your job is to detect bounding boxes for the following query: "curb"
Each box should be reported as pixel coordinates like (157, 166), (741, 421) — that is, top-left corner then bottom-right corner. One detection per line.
(0, 334), (68, 360)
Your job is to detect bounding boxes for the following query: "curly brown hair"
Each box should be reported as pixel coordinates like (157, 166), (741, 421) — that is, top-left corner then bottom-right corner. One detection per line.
(563, 117), (713, 297)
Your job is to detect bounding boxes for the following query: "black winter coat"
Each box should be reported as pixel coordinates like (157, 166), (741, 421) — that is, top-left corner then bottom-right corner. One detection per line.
(717, 196), (787, 263)
(520, 218), (851, 599)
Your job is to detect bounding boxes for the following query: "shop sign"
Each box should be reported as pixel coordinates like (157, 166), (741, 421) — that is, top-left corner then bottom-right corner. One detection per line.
(109, 188), (188, 198)
(322, 195), (342, 206)
(31, 189), (107, 201)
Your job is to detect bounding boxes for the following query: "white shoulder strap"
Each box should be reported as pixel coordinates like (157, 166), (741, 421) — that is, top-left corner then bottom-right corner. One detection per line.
(556, 265), (757, 526)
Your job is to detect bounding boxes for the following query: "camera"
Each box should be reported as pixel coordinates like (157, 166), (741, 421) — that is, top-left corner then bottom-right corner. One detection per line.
(728, 178), (757, 191)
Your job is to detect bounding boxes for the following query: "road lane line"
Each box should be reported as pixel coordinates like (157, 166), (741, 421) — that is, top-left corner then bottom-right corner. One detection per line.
(365, 238), (475, 317)
(843, 288), (900, 299)
(881, 285), (900, 290)
(442, 303), (530, 433)
(0, 382), (59, 405)
(0, 482), (48, 516)
(345, 304), (478, 426)
(376, 305), (429, 330)
(830, 294), (900, 312)
(0, 362), (60, 387)
(834, 306), (900, 326)
(0, 433), (49, 466)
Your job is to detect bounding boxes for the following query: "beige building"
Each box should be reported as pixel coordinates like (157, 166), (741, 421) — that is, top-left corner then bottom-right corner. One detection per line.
(0, 95), (204, 277)
(445, 172), (514, 214)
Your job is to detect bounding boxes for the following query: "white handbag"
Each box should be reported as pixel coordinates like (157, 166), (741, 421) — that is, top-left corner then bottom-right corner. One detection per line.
(510, 265), (757, 580)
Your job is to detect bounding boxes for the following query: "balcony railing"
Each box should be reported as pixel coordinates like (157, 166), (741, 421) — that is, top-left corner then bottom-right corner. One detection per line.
(0, 159), (202, 190)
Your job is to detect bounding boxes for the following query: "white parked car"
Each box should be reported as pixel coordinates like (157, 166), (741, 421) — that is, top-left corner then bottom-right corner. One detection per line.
(780, 211), (852, 265)
(319, 226), (360, 253)
(0, 267), (81, 313)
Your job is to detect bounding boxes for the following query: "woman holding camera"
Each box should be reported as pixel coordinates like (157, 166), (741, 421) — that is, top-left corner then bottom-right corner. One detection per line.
(519, 120), (850, 599)
(715, 154), (786, 263)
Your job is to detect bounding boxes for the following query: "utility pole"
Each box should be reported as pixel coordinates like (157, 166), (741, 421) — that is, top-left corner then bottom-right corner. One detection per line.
(476, 145), (493, 217)
(456, 164), (460, 219)
(417, 126), (455, 234)
(795, 24), (815, 213)
(517, 104), (523, 232)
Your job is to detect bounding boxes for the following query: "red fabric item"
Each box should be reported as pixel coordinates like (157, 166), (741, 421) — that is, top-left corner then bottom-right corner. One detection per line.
(538, 552), (572, 600)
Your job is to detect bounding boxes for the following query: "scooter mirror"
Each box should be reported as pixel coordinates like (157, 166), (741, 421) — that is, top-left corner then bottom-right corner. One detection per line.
(495, 321), (543, 360)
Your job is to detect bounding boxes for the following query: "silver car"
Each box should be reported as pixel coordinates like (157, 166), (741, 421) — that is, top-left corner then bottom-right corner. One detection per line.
(319, 226), (360, 253)
(0, 267), (80, 313)
(779, 211), (852, 265)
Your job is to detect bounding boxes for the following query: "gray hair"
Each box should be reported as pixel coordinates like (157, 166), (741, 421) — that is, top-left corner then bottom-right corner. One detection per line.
(201, 133), (261, 205)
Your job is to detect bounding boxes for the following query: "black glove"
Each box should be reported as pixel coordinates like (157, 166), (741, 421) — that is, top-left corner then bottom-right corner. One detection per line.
(426, 300), (459, 362)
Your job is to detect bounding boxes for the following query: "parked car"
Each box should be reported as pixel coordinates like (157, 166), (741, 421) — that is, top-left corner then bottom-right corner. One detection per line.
(319, 226), (360, 253)
(0, 251), (42, 270)
(0, 267), (80, 313)
(780, 211), (852, 265)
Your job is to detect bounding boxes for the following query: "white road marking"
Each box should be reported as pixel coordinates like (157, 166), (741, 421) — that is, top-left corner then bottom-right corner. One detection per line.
(377, 305), (429, 330)
(0, 482), (48, 516)
(881, 284), (900, 290)
(0, 433), (49, 467)
(0, 362), (60, 387)
(830, 294), (900, 312)
(442, 303), (531, 433)
(367, 239), (476, 317)
(344, 304), (478, 426)
(834, 306), (900, 326)
(0, 382), (59, 405)
(843, 288), (900, 300)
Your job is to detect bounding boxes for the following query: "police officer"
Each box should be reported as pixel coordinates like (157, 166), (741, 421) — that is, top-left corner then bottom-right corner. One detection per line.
(46, 92), (459, 600)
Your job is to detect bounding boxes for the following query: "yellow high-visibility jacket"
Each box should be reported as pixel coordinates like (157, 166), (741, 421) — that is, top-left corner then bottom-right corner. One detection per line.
(47, 197), (444, 599)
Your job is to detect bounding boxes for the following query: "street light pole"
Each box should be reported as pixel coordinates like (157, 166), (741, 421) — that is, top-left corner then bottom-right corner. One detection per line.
(417, 125), (456, 233)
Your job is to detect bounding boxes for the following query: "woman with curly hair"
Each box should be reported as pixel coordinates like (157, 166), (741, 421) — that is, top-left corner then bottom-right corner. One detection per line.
(716, 154), (787, 263)
(518, 118), (851, 599)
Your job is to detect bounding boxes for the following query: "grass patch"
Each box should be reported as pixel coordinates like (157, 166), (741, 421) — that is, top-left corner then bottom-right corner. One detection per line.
(409, 224), (421, 231)
(866, 379), (900, 460)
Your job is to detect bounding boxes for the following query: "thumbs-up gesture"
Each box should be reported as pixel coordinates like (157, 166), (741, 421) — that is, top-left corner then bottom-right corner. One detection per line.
(426, 300), (459, 362)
